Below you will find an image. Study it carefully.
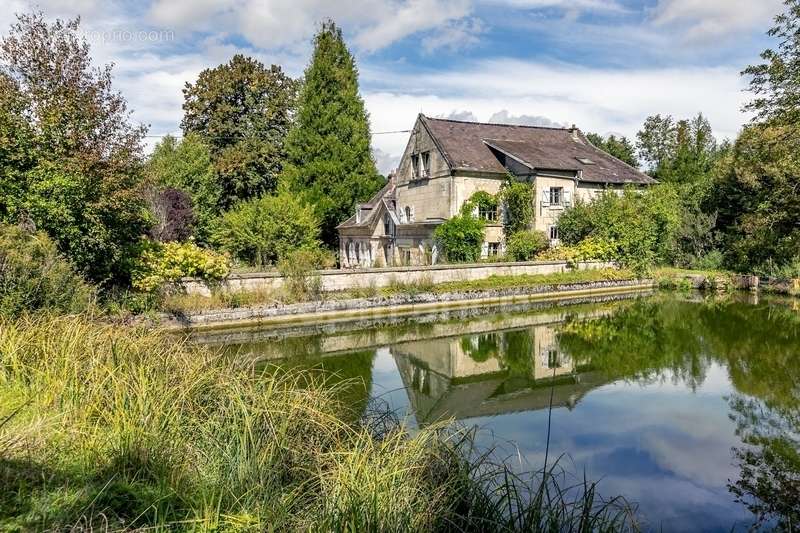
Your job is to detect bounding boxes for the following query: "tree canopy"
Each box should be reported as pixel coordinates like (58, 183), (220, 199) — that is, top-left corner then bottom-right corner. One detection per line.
(586, 133), (639, 167)
(281, 21), (383, 247)
(0, 13), (149, 285)
(182, 55), (297, 208)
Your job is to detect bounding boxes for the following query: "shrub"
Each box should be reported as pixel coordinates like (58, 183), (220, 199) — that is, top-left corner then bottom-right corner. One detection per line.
(277, 248), (334, 301)
(499, 179), (534, 234)
(0, 224), (94, 317)
(506, 230), (549, 261)
(131, 240), (230, 292)
(212, 191), (320, 267)
(465, 190), (498, 220)
(555, 199), (595, 245)
(536, 236), (618, 266)
(433, 213), (485, 263)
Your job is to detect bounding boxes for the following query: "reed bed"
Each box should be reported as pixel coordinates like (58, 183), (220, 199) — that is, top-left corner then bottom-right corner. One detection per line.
(0, 315), (638, 531)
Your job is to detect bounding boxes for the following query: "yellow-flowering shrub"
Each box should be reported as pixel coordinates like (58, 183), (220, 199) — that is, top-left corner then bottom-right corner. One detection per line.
(536, 236), (618, 267)
(132, 241), (230, 292)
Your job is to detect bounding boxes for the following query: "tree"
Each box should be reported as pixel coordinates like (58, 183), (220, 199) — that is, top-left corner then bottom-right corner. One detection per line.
(636, 113), (720, 183)
(281, 21), (383, 247)
(711, 125), (800, 272)
(211, 190), (321, 266)
(0, 13), (149, 285)
(182, 55), (296, 208)
(586, 133), (639, 167)
(744, 0), (800, 131)
(146, 187), (195, 243)
(146, 134), (221, 241)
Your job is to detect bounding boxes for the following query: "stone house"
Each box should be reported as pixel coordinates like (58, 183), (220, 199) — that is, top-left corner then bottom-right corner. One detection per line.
(337, 114), (656, 268)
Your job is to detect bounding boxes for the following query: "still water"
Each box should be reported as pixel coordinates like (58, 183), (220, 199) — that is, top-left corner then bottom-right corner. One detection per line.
(194, 292), (800, 531)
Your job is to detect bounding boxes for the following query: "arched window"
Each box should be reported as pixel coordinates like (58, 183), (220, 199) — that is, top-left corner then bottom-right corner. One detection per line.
(404, 206), (412, 222)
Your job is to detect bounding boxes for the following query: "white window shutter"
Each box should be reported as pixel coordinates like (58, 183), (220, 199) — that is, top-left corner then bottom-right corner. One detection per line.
(410, 206), (415, 222)
(563, 189), (572, 207)
(472, 204), (479, 218)
(541, 187), (551, 207)
(481, 241), (489, 258)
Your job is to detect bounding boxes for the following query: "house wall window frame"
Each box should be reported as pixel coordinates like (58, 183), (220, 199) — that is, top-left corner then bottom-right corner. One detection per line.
(549, 187), (563, 206)
(549, 225), (560, 241)
(420, 151), (431, 177)
(487, 242), (500, 257)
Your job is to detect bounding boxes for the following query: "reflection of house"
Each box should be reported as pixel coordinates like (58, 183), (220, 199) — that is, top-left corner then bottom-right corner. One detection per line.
(394, 322), (609, 426)
(337, 114), (656, 268)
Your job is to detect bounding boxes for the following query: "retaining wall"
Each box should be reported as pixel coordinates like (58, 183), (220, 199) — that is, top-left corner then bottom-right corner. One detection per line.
(180, 260), (615, 297)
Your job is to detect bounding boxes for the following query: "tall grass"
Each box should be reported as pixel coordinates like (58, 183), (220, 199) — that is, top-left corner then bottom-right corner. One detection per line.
(0, 315), (638, 531)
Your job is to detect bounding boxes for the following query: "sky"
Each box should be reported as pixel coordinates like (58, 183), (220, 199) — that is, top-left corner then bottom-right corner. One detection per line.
(0, 0), (786, 173)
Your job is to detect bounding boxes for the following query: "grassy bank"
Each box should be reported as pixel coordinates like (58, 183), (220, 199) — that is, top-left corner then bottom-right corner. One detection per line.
(0, 315), (637, 531)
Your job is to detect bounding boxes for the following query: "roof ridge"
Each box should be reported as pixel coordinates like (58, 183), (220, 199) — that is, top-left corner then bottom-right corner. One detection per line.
(423, 114), (571, 132)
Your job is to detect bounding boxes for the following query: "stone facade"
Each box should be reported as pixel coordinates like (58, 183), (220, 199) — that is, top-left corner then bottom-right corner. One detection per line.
(337, 114), (655, 268)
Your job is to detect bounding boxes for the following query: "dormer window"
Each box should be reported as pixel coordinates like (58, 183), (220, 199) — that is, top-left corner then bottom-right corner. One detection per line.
(576, 157), (595, 165)
(404, 205), (413, 222)
(411, 154), (419, 178)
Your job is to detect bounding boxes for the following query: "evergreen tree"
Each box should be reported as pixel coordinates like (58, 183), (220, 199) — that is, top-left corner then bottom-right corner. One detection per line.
(281, 20), (383, 247)
(586, 133), (639, 167)
(182, 55), (296, 208)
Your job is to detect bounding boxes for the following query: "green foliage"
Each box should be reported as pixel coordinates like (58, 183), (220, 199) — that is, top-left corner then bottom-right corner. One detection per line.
(506, 230), (549, 261)
(0, 224), (94, 317)
(555, 188), (682, 275)
(711, 125), (800, 272)
(281, 21), (383, 247)
(465, 190), (498, 215)
(211, 191), (321, 267)
(145, 134), (221, 242)
(131, 241), (229, 292)
(636, 113), (721, 183)
(586, 133), (639, 167)
(433, 212), (485, 263)
(182, 55), (297, 208)
(499, 179), (534, 235)
(536, 235), (619, 265)
(0, 13), (150, 286)
(744, 0), (800, 131)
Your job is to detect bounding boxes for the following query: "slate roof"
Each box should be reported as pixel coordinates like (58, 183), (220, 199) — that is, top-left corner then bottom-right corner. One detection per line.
(336, 178), (396, 230)
(420, 115), (656, 185)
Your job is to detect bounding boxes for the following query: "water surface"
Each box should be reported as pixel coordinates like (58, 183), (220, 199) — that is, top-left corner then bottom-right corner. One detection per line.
(195, 292), (800, 531)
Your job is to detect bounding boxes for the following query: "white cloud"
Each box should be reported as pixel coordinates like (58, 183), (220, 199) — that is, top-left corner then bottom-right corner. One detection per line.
(487, 109), (567, 128)
(650, 0), (783, 42)
(482, 0), (624, 11)
(147, 0), (473, 52)
(364, 58), (751, 161)
(421, 16), (485, 53)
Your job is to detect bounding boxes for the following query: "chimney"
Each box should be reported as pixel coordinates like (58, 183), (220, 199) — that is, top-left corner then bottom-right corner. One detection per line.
(569, 124), (580, 142)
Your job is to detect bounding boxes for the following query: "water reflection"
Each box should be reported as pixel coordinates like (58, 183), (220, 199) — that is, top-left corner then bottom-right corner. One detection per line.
(201, 293), (800, 530)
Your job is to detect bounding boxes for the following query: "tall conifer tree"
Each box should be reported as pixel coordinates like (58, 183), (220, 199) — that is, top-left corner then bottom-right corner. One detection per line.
(282, 20), (382, 247)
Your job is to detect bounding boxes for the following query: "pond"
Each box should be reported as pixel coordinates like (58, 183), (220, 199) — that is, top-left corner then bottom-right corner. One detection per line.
(193, 291), (800, 531)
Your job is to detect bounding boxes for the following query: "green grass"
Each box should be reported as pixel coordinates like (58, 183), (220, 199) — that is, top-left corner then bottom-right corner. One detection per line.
(414, 268), (637, 294)
(0, 315), (639, 531)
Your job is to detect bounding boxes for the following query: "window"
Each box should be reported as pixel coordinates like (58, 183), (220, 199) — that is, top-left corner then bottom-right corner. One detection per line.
(549, 225), (559, 241)
(547, 349), (560, 369)
(421, 151), (431, 177)
(383, 213), (392, 235)
(402, 249), (412, 266)
(487, 242), (500, 257)
(549, 187), (563, 206)
(479, 208), (498, 221)
(404, 205), (413, 223)
(576, 157), (595, 165)
(410, 154), (419, 178)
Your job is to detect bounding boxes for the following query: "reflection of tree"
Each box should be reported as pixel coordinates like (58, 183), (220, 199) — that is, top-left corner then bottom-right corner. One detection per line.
(728, 395), (800, 530)
(557, 297), (709, 389)
(461, 333), (501, 363)
(557, 294), (800, 528)
(501, 329), (534, 378)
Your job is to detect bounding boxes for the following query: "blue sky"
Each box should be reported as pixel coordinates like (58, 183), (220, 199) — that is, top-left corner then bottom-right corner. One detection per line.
(1, 0), (786, 172)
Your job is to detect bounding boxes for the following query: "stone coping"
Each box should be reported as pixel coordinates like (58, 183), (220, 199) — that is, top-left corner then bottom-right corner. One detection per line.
(180, 260), (604, 282)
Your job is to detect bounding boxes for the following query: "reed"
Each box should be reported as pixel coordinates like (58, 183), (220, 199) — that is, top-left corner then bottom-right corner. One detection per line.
(0, 315), (638, 531)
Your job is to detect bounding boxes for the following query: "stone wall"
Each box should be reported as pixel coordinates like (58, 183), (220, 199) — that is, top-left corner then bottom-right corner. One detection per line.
(180, 260), (615, 297)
